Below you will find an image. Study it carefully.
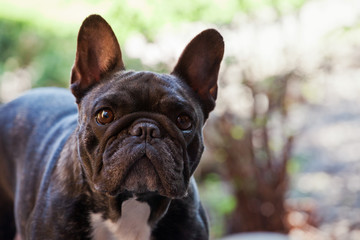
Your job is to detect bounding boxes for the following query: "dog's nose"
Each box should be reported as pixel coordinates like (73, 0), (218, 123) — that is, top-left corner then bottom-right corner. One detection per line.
(129, 122), (161, 139)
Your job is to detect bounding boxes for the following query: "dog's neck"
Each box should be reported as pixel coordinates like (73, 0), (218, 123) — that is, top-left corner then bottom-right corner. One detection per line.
(54, 133), (85, 195)
(91, 198), (151, 240)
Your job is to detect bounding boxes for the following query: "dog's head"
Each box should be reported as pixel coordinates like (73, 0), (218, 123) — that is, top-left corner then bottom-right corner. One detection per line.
(70, 15), (224, 198)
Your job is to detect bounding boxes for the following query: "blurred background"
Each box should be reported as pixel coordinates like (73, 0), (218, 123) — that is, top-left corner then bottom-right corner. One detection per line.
(1, 0), (360, 239)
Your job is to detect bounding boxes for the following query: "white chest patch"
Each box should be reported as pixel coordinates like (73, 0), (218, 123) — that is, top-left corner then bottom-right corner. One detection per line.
(91, 198), (151, 240)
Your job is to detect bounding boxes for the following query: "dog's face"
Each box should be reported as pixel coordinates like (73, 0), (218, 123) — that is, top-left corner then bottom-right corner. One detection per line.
(70, 15), (224, 198)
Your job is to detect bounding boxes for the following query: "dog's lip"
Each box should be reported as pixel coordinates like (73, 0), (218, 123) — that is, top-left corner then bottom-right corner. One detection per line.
(99, 151), (186, 198)
(120, 154), (168, 193)
(97, 148), (168, 197)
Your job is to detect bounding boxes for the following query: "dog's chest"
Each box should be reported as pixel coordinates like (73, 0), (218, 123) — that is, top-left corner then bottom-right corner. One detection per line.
(91, 198), (151, 240)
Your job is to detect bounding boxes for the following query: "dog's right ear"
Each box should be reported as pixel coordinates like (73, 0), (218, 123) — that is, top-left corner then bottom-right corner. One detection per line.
(71, 14), (125, 102)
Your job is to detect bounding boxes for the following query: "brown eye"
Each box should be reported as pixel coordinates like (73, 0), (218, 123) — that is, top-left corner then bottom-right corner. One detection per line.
(176, 114), (192, 130)
(96, 108), (114, 125)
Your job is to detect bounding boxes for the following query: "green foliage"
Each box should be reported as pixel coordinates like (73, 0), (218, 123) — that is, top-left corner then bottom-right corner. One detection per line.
(0, 18), (75, 88)
(230, 125), (245, 140)
(287, 154), (308, 174)
(199, 173), (236, 237)
(0, 0), (309, 90)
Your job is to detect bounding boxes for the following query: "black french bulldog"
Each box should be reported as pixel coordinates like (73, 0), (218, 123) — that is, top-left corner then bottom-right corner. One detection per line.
(0, 15), (224, 240)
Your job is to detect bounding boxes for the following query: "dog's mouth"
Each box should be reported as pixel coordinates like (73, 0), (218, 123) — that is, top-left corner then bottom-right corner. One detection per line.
(92, 122), (190, 198)
(119, 155), (162, 194)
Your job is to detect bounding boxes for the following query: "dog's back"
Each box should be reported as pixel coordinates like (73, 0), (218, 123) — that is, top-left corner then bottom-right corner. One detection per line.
(0, 88), (78, 239)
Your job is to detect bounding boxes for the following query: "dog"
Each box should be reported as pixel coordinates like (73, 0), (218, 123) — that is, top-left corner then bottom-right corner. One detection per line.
(0, 14), (224, 240)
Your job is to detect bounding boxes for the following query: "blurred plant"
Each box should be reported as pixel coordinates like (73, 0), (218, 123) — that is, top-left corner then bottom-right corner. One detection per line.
(199, 173), (236, 237)
(0, 18), (71, 85)
(0, 17), (76, 102)
(204, 70), (303, 234)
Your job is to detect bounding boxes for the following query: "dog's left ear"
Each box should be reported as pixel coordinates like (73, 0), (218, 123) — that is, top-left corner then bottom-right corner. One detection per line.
(71, 15), (125, 102)
(172, 29), (224, 119)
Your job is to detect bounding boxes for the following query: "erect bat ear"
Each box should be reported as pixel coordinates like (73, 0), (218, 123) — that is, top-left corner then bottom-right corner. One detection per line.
(171, 29), (224, 120)
(70, 14), (125, 102)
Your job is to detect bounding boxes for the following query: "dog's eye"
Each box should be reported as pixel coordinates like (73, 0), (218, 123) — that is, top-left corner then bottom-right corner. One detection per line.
(96, 108), (114, 125)
(176, 114), (192, 130)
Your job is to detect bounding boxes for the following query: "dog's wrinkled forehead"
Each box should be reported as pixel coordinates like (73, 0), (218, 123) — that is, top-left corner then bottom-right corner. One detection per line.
(81, 71), (200, 116)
